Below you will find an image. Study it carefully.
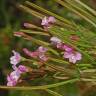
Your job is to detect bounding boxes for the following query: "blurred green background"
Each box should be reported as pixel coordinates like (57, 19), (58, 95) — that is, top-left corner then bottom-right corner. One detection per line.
(0, 0), (96, 96)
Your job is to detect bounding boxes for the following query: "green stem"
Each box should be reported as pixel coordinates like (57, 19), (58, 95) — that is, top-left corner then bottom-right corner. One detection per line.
(0, 78), (78, 90)
(18, 4), (44, 19)
(54, 0), (96, 28)
(45, 89), (63, 96)
(74, 0), (96, 17)
(65, 0), (96, 23)
(20, 29), (50, 36)
(50, 58), (69, 64)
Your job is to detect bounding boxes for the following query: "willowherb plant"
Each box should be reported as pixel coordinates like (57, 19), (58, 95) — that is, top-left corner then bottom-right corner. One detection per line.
(0, 0), (96, 96)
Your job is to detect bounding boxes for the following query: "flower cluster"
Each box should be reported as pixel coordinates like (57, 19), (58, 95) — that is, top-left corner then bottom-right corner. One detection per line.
(7, 51), (28, 86)
(50, 37), (82, 63)
(23, 46), (48, 62)
(7, 16), (82, 86)
(41, 16), (82, 63)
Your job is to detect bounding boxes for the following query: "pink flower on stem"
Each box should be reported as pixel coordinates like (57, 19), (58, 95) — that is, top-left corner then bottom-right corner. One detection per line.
(41, 17), (49, 26)
(18, 65), (28, 73)
(50, 37), (62, 48)
(7, 70), (20, 86)
(10, 50), (21, 65)
(7, 65), (28, 86)
(7, 81), (17, 86)
(37, 46), (48, 53)
(39, 54), (49, 62)
(48, 16), (56, 24)
(37, 46), (48, 62)
(61, 45), (73, 52)
(8, 50), (30, 86)
(50, 37), (62, 44)
(23, 46), (48, 62)
(63, 51), (82, 63)
(50, 37), (73, 51)
(41, 16), (56, 30)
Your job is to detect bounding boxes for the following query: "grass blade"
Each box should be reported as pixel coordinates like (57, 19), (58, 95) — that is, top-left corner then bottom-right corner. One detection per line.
(45, 89), (63, 96)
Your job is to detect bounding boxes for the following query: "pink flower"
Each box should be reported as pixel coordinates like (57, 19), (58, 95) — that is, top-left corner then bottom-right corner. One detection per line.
(50, 37), (74, 52)
(48, 16), (56, 24)
(63, 51), (82, 63)
(7, 65), (28, 86)
(41, 16), (56, 30)
(18, 65), (28, 73)
(7, 70), (20, 86)
(50, 37), (62, 47)
(37, 46), (48, 53)
(50, 37), (61, 43)
(61, 45), (73, 52)
(9, 71), (20, 81)
(39, 54), (49, 62)
(23, 46), (48, 62)
(41, 16), (49, 26)
(7, 81), (17, 86)
(10, 50), (21, 65)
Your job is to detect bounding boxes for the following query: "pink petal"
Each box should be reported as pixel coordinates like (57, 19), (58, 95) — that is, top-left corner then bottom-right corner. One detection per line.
(41, 17), (48, 26)
(48, 16), (56, 23)
(50, 37), (61, 43)
(7, 81), (17, 86)
(69, 55), (77, 63)
(75, 52), (82, 60)
(63, 45), (73, 52)
(63, 52), (72, 58)
(37, 46), (48, 53)
(18, 65), (28, 73)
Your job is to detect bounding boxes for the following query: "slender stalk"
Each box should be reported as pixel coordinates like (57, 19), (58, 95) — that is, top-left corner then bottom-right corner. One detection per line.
(0, 78), (78, 90)
(20, 29), (50, 36)
(18, 4), (44, 19)
(54, 0), (96, 28)
(45, 89), (63, 96)
(53, 72), (69, 80)
(50, 58), (69, 64)
(23, 23), (44, 31)
(65, 0), (96, 23)
(74, 0), (96, 17)
(81, 78), (96, 82)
